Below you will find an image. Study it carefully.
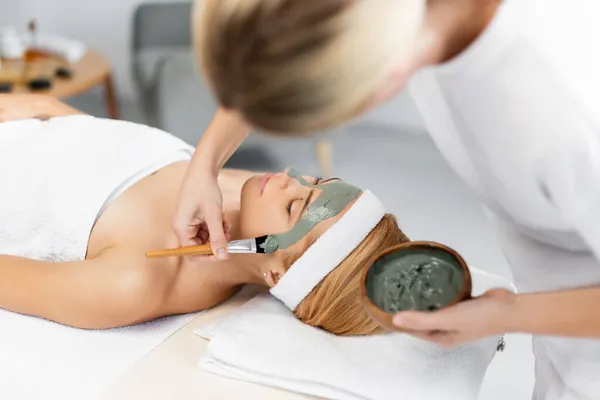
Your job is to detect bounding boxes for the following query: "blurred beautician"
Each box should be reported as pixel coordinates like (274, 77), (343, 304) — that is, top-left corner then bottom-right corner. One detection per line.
(172, 1), (600, 398)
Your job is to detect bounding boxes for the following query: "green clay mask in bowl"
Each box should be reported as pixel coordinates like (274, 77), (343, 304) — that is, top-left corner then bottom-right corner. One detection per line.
(364, 242), (471, 315)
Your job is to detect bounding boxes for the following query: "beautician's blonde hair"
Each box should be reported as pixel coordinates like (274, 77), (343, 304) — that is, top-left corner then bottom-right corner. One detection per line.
(194, 0), (426, 134)
(293, 214), (409, 336)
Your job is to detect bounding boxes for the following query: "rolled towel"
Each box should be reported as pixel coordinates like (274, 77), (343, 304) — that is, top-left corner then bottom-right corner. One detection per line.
(195, 268), (515, 400)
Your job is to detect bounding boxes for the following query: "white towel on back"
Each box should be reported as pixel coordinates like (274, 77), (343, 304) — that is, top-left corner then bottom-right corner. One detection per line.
(0, 115), (193, 261)
(0, 116), (198, 399)
(195, 268), (515, 400)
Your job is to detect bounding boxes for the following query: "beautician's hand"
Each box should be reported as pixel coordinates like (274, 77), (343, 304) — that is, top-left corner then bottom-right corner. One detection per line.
(392, 289), (515, 348)
(172, 108), (251, 259)
(172, 168), (231, 259)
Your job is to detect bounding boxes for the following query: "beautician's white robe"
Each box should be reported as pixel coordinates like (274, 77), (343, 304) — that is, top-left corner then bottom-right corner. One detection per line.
(408, 0), (600, 398)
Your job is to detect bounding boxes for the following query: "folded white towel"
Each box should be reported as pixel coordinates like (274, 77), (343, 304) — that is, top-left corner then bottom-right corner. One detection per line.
(195, 268), (515, 400)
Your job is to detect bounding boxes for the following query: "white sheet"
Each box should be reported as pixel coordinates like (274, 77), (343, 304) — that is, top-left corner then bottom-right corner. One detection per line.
(195, 268), (515, 400)
(0, 310), (201, 400)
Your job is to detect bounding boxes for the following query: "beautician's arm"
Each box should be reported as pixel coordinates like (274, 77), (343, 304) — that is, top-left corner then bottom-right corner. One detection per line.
(0, 94), (84, 122)
(173, 107), (252, 257)
(518, 132), (600, 337)
(506, 288), (600, 337)
(192, 107), (252, 176)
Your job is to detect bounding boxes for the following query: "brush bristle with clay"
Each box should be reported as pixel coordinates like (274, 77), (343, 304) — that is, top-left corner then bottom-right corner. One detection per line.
(146, 236), (268, 258)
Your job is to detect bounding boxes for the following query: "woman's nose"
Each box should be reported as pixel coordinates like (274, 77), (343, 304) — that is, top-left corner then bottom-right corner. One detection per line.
(274, 172), (292, 189)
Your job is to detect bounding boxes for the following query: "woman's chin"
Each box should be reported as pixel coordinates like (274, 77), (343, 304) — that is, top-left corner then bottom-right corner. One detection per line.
(239, 178), (253, 207)
(240, 175), (260, 198)
(238, 177), (258, 237)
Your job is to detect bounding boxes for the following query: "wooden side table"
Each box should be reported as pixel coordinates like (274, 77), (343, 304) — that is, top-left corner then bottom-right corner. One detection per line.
(9, 49), (120, 119)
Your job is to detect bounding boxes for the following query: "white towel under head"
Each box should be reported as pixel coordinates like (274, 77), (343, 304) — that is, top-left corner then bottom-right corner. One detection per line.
(270, 190), (386, 311)
(196, 268), (516, 400)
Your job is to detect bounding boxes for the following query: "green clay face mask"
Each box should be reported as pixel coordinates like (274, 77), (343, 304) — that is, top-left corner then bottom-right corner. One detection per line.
(262, 167), (361, 254)
(365, 248), (465, 313)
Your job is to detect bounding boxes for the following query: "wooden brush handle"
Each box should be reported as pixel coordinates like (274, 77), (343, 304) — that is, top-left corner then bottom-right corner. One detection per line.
(146, 243), (213, 258)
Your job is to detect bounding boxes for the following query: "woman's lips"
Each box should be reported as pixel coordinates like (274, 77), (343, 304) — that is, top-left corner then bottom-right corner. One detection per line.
(259, 173), (273, 195)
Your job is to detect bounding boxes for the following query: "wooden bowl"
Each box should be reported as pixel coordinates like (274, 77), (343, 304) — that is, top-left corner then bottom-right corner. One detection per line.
(360, 241), (472, 333)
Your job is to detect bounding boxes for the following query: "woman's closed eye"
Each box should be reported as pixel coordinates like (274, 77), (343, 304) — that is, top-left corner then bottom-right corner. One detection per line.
(285, 198), (296, 214)
(285, 176), (323, 216)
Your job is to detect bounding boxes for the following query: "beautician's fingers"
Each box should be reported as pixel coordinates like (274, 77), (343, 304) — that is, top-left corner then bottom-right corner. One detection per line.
(411, 330), (449, 345)
(177, 217), (204, 247)
(204, 207), (229, 260)
(173, 203), (201, 246)
(392, 290), (507, 331)
(223, 219), (232, 240)
(196, 215), (230, 244)
(394, 288), (515, 349)
(392, 310), (455, 332)
(223, 223), (231, 242)
(411, 331), (464, 349)
(197, 228), (210, 244)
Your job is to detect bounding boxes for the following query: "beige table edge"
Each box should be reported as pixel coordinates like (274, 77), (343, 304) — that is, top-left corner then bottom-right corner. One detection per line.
(101, 285), (316, 400)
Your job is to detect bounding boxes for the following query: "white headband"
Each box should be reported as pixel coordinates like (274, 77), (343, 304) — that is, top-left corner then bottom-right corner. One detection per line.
(270, 190), (386, 311)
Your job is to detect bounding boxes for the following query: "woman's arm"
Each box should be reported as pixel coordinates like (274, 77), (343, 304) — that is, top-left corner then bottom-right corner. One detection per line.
(0, 248), (241, 329)
(0, 94), (84, 123)
(0, 253), (131, 329)
(0, 251), (166, 329)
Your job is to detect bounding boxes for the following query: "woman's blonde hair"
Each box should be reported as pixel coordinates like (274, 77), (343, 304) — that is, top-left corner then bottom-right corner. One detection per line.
(194, 0), (426, 134)
(292, 214), (409, 336)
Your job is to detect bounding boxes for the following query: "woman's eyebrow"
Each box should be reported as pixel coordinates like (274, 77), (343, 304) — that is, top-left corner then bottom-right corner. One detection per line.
(321, 177), (339, 184)
(297, 178), (340, 221)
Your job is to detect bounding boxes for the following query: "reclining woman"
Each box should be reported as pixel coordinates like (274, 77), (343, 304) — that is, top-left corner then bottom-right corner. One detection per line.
(0, 95), (408, 335)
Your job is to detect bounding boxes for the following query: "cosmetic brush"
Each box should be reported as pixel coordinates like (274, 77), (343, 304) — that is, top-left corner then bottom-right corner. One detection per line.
(146, 235), (268, 258)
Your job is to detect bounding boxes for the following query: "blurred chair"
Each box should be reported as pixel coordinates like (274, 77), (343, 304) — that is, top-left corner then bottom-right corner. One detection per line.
(131, 1), (196, 130)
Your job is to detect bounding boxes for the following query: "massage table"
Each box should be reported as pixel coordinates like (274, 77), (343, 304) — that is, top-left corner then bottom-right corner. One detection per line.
(100, 286), (314, 400)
